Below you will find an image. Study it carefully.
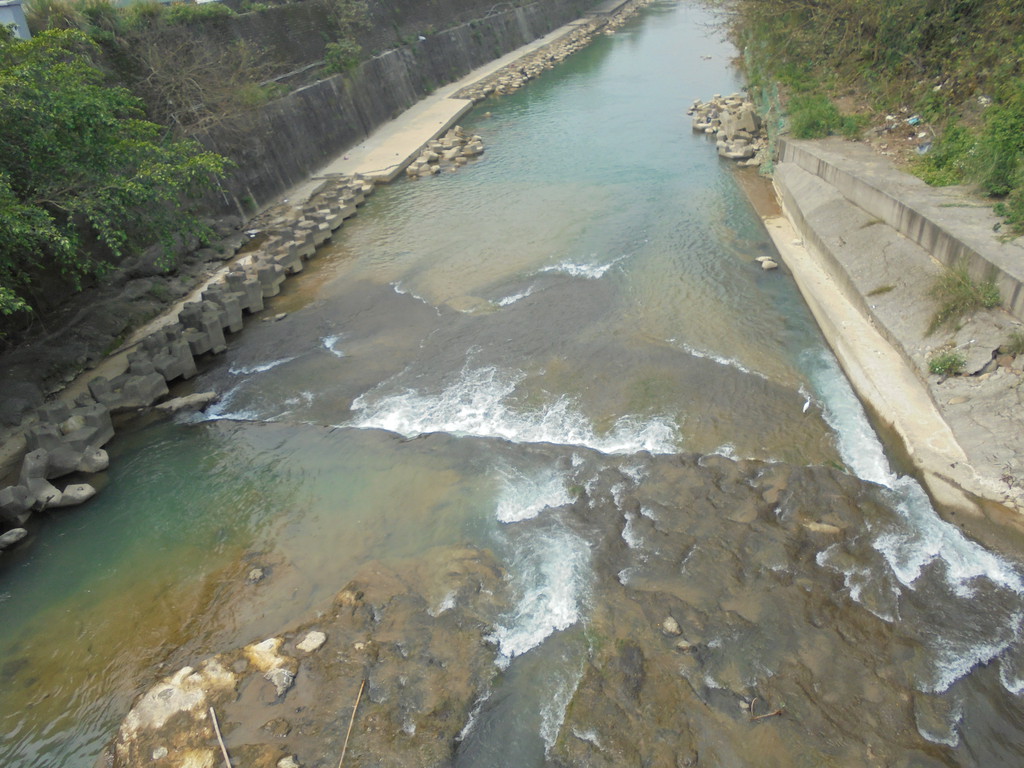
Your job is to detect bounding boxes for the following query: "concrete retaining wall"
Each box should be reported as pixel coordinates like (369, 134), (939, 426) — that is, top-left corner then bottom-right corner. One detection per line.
(779, 137), (1024, 322)
(202, 0), (596, 213)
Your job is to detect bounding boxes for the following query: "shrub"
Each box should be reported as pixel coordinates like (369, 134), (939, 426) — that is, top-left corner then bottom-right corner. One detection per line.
(1006, 329), (1024, 356)
(0, 29), (228, 317)
(24, 0), (84, 31)
(928, 261), (1001, 333)
(75, 0), (119, 31)
(163, 2), (234, 25)
(838, 113), (868, 139)
(994, 187), (1024, 230)
(929, 350), (966, 376)
(324, 39), (361, 74)
(976, 90), (1024, 196)
(912, 122), (975, 187)
(787, 94), (842, 139)
(235, 81), (288, 108)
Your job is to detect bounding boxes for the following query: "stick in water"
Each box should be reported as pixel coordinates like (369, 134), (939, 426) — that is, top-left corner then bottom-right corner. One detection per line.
(209, 706), (232, 768)
(338, 678), (367, 768)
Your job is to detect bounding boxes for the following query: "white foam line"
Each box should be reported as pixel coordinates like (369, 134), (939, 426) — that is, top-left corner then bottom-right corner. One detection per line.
(495, 285), (537, 306)
(672, 339), (769, 381)
(487, 529), (591, 661)
(538, 253), (629, 280)
(805, 346), (1024, 693)
(540, 660), (584, 754)
(350, 365), (679, 455)
(228, 356), (296, 375)
(322, 334), (346, 358)
(495, 467), (573, 524)
(391, 280), (440, 314)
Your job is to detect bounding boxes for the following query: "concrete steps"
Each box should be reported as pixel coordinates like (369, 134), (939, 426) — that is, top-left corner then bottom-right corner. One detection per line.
(779, 138), (1024, 321)
(771, 137), (1024, 518)
(773, 159), (942, 378)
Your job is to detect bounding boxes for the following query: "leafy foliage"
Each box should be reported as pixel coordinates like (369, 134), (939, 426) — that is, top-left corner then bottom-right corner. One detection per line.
(928, 350), (966, 376)
(1005, 329), (1024, 357)
(320, 0), (369, 73)
(728, 0), (1024, 229)
(975, 87), (1024, 196)
(0, 28), (227, 316)
(786, 95), (865, 140)
(25, 0), (278, 137)
(911, 122), (974, 186)
(928, 261), (1001, 333)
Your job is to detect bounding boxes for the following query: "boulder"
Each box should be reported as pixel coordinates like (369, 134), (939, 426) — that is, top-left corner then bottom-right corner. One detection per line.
(19, 449), (62, 509)
(76, 447), (110, 474)
(0, 527), (28, 550)
(296, 631), (327, 653)
(52, 483), (96, 508)
(0, 485), (32, 524)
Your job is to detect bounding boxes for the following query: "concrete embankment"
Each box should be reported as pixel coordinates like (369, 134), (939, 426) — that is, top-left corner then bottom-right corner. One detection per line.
(762, 137), (1024, 542)
(206, 0), (619, 212)
(0, 0), (644, 547)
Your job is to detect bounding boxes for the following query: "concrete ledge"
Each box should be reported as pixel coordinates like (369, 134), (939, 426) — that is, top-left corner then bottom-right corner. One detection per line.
(779, 138), (1024, 320)
(771, 140), (1024, 517)
(773, 162), (944, 378)
(761, 213), (988, 514)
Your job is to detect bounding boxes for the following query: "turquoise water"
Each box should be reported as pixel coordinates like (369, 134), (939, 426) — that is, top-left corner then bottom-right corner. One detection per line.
(3, 3), (1024, 766)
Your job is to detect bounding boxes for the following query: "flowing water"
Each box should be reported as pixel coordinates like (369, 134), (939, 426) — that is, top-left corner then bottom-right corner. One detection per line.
(4, 2), (1024, 766)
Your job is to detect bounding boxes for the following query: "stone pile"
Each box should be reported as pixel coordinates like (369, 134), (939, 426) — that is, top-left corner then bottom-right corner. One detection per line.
(0, 175), (374, 552)
(454, 0), (653, 102)
(0, 400), (113, 530)
(689, 93), (768, 167)
(455, 26), (588, 101)
(405, 125), (484, 177)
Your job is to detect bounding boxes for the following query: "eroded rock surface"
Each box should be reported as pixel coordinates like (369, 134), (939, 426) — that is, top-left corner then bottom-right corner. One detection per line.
(111, 546), (506, 768)
(110, 444), (1020, 767)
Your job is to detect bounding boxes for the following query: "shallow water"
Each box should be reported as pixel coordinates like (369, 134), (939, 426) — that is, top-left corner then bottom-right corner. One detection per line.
(3, 2), (1024, 766)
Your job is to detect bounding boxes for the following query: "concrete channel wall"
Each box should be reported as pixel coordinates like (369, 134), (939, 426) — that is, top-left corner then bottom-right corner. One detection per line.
(772, 136), (1024, 521)
(779, 138), (1024, 322)
(203, 0), (597, 213)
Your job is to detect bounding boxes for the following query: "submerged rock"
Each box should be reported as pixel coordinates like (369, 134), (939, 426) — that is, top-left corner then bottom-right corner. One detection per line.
(154, 392), (220, 414)
(0, 527), (28, 549)
(295, 631), (326, 653)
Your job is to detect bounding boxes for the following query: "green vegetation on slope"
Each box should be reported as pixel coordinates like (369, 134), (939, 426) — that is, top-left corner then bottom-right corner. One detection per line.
(24, 0), (369, 134)
(728, 0), (1024, 228)
(1, 0), (366, 334)
(928, 260), (1001, 333)
(0, 28), (227, 320)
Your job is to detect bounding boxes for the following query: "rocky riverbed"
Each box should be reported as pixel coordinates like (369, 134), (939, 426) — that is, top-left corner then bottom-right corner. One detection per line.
(106, 439), (1006, 768)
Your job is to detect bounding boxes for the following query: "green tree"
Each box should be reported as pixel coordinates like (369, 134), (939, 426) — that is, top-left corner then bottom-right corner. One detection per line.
(0, 27), (227, 317)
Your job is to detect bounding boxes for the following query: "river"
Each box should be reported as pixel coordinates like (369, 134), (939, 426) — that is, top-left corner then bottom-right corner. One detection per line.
(3, 2), (1024, 766)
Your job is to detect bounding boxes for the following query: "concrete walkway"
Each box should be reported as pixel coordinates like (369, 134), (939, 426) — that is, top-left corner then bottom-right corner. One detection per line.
(288, 13), (602, 194)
